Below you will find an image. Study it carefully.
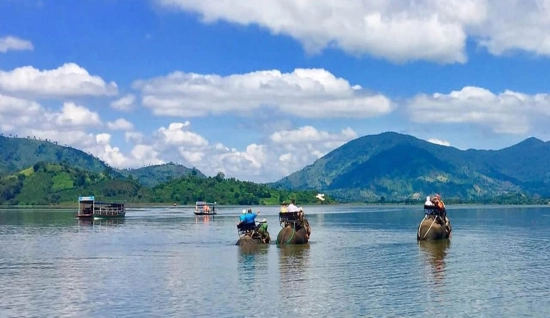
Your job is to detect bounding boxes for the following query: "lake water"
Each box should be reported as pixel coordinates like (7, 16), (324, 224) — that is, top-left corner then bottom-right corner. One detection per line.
(1, 205), (550, 317)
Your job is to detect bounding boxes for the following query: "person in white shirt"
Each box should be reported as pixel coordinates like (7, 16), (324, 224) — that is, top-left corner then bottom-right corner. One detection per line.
(287, 199), (301, 212)
(424, 196), (434, 207)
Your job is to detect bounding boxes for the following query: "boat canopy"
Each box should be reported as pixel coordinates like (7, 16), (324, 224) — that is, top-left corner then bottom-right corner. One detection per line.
(195, 201), (217, 207)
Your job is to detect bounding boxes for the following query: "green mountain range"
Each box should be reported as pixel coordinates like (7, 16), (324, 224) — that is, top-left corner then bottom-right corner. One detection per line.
(2, 132), (549, 205)
(0, 136), (202, 186)
(0, 135), (109, 175)
(0, 163), (327, 206)
(273, 132), (550, 202)
(119, 163), (206, 187)
(0, 136), (328, 205)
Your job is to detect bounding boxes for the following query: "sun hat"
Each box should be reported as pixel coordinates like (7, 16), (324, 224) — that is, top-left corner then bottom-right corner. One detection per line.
(242, 209), (246, 214)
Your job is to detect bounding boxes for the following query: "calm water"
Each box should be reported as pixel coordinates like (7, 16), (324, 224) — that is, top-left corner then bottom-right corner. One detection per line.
(2, 205), (550, 317)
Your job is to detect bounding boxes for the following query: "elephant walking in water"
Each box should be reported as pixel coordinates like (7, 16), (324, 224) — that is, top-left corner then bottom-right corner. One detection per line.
(236, 219), (271, 246)
(418, 194), (452, 241)
(417, 214), (452, 240)
(277, 211), (311, 245)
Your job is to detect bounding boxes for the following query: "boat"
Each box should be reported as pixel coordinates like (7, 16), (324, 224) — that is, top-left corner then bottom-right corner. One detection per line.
(77, 196), (126, 218)
(194, 201), (217, 215)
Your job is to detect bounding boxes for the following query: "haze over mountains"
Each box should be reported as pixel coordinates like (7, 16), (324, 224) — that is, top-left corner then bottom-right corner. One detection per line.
(2, 132), (549, 202)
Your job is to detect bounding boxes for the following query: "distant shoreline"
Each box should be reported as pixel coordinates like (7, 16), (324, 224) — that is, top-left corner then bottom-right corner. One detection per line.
(1, 202), (550, 209)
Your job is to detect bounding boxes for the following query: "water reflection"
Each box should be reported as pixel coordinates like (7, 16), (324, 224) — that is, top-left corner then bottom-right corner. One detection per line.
(237, 245), (269, 290)
(195, 215), (214, 224)
(77, 218), (125, 227)
(418, 240), (450, 287)
(278, 245), (311, 302)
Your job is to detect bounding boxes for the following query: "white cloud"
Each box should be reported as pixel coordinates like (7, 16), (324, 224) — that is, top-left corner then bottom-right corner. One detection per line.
(471, 1), (550, 56)
(96, 133), (111, 145)
(157, 0), (477, 63)
(77, 120), (358, 182)
(0, 94), (43, 132)
(428, 138), (451, 147)
(156, 122), (209, 146)
(47, 102), (102, 128)
(110, 94), (135, 111)
(107, 118), (134, 131)
(0, 96), (112, 160)
(134, 68), (393, 118)
(0, 96), (103, 136)
(0, 63), (118, 98)
(158, 0), (550, 62)
(130, 144), (164, 166)
(0, 36), (34, 53)
(125, 131), (144, 143)
(157, 122), (357, 180)
(406, 86), (550, 134)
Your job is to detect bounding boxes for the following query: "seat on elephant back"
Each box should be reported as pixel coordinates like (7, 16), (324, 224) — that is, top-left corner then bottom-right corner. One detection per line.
(237, 222), (257, 235)
(279, 211), (302, 226)
(425, 206), (446, 219)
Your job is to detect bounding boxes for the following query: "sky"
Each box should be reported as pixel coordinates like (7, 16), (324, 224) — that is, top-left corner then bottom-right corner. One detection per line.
(1, 0), (550, 183)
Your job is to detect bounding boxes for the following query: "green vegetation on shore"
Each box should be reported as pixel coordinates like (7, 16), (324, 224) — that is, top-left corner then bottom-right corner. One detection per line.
(0, 163), (332, 206)
(2, 133), (550, 206)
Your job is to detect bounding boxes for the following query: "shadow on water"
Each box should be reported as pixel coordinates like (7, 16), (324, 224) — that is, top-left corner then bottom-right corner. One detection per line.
(418, 240), (450, 288)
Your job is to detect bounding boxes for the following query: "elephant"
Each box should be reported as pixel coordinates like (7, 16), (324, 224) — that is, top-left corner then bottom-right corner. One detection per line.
(235, 224), (271, 246)
(276, 216), (311, 245)
(417, 214), (452, 241)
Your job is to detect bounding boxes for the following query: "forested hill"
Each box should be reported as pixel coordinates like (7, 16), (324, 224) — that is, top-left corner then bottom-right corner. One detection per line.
(119, 163), (206, 187)
(273, 132), (550, 202)
(0, 135), (109, 175)
(0, 136), (202, 186)
(0, 163), (330, 206)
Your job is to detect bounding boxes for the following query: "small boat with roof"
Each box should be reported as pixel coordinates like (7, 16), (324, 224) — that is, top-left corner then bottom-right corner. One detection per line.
(77, 196), (125, 219)
(194, 201), (217, 215)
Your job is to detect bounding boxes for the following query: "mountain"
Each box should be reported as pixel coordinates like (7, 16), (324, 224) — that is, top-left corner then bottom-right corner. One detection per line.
(0, 135), (110, 175)
(0, 137), (326, 206)
(0, 162), (150, 205)
(273, 132), (550, 202)
(0, 136), (203, 186)
(0, 162), (329, 206)
(119, 163), (206, 187)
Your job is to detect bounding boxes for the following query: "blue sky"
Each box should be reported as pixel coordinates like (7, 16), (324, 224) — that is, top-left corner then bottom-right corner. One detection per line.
(1, 0), (550, 182)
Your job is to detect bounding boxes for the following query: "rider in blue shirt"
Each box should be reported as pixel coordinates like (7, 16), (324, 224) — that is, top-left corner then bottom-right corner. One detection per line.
(244, 209), (259, 224)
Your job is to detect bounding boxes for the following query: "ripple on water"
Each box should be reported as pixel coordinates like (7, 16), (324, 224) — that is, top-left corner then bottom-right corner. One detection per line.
(2, 206), (550, 317)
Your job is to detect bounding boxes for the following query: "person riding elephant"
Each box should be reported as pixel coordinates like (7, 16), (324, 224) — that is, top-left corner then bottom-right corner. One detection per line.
(237, 209), (260, 231)
(418, 214), (451, 240)
(236, 210), (268, 246)
(257, 218), (270, 243)
(418, 194), (451, 240)
(277, 202), (311, 245)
